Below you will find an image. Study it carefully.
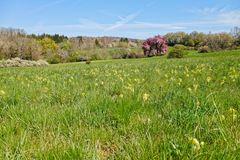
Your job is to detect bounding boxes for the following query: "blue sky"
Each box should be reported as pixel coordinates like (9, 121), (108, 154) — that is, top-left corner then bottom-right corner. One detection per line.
(0, 0), (240, 38)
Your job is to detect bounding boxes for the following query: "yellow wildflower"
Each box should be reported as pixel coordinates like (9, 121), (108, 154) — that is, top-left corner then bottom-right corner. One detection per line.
(188, 137), (201, 151)
(229, 107), (237, 114)
(193, 84), (198, 92)
(196, 100), (200, 109)
(220, 115), (225, 121)
(119, 94), (124, 98)
(187, 88), (192, 93)
(179, 78), (182, 83)
(220, 80), (225, 85)
(206, 77), (211, 83)
(0, 90), (6, 96)
(229, 107), (237, 121)
(42, 87), (49, 93)
(143, 93), (150, 102)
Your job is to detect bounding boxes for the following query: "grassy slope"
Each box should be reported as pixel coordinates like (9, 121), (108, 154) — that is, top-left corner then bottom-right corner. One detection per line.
(0, 50), (239, 159)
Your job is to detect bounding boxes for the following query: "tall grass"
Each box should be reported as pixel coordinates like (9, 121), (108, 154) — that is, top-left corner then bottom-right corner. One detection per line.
(0, 50), (239, 159)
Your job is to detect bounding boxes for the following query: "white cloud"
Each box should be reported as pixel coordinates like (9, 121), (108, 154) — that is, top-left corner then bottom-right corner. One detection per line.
(195, 7), (240, 25)
(104, 12), (140, 31)
(30, 0), (67, 14)
(218, 10), (240, 25)
(25, 7), (240, 38)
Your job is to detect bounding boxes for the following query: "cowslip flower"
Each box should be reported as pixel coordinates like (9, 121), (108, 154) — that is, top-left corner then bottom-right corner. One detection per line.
(143, 93), (150, 102)
(119, 94), (124, 98)
(196, 100), (200, 109)
(229, 107), (237, 114)
(220, 115), (225, 121)
(187, 88), (192, 93)
(206, 77), (211, 83)
(229, 107), (238, 121)
(193, 84), (198, 92)
(42, 87), (49, 93)
(188, 137), (203, 151)
(0, 90), (6, 96)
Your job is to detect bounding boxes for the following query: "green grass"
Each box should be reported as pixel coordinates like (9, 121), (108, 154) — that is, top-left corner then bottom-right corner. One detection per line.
(0, 50), (240, 159)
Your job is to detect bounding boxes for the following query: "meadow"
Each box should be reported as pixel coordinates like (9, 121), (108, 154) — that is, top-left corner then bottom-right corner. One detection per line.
(0, 50), (239, 159)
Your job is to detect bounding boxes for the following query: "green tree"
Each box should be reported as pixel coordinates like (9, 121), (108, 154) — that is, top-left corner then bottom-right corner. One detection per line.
(39, 37), (58, 54)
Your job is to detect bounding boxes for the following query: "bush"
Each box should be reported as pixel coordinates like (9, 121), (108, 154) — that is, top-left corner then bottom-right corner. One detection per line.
(46, 54), (61, 64)
(173, 44), (187, 50)
(198, 46), (210, 53)
(85, 60), (91, 64)
(67, 54), (90, 62)
(126, 52), (144, 58)
(143, 35), (168, 56)
(110, 48), (129, 59)
(90, 53), (101, 60)
(167, 48), (184, 59)
(0, 58), (48, 68)
(79, 55), (90, 61)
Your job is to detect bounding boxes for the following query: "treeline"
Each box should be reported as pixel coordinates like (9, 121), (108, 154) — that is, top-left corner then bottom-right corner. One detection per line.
(164, 27), (240, 52)
(0, 27), (240, 64)
(0, 27), (142, 63)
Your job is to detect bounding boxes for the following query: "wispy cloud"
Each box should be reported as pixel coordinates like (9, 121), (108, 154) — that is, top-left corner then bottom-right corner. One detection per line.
(146, 0), (157, 7)
(26, 6), (240, 38)
(195, 7), (240, 25)
(104, 12), (140, 31)
(218, 10), (240, 25)
(127, 22), (185, 30)
(196, 7), (227, 15)
(31, 0), (66, 13)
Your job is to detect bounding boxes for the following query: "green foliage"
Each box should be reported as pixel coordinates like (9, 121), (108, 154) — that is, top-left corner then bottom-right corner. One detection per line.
(95, 39), (101, 48)
(31, 33), (68, 43)
(1, 27), (240, 65)
(60, 39), (71, 50)
(167, 45), (187, 58)
(167, 49), (184, 59)
(85, 60), (91, 64)
(120, 37), (129, 43)
(46, 54), (61, 64)
(40, 37), (58, 52)
(164, 32), (187, 46)
(173, 44), (187, 50)
(164, 31), (235, 51)
(204, 33), (234, 51)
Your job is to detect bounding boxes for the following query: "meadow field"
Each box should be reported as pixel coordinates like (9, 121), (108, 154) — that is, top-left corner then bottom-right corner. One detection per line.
(0, 50), (239, 159)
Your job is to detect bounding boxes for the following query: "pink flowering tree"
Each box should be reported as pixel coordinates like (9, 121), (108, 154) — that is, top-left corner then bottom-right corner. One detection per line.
(142, 35), (168, 56)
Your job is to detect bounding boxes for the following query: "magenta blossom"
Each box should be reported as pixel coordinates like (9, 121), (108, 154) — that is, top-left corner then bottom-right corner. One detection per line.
(142, 35), (168, 56)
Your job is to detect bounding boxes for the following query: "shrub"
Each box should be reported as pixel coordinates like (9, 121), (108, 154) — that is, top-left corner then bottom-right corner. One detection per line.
(110, 48), (129, 59)
(126, 52), (144, 58)
(173, 44), (187, 50)
(90, 53), (101, 60)
(46, 54), (61, 64)
(167, 48), (184, 59)
(85, 60), (91, 64)
(79, 55), (90, 61)
(142, 35), (168, 56)
(0, 58), (48, 68)
(198, 46), (210, 53)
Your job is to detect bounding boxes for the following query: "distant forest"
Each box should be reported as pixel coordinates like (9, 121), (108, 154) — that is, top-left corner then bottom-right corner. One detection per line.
(0, 27), (239, 63)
